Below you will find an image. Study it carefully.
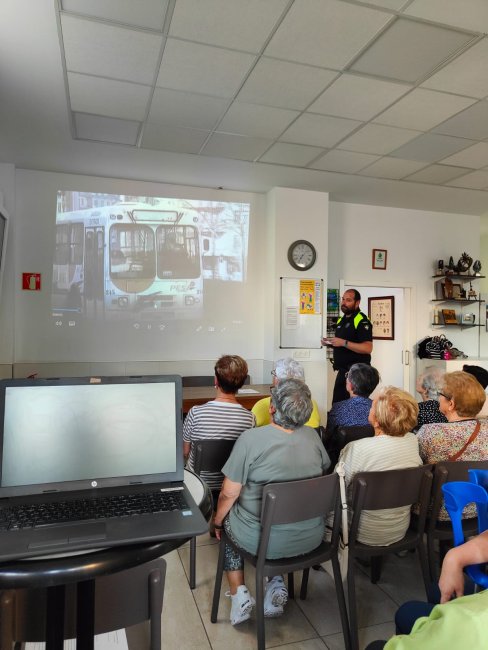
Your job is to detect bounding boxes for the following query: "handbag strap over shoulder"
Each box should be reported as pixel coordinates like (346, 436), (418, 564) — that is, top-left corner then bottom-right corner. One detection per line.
(447, 421), (481, 462)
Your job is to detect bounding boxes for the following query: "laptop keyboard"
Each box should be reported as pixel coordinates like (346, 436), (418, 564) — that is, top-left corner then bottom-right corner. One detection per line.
(0, 490), (190, 530)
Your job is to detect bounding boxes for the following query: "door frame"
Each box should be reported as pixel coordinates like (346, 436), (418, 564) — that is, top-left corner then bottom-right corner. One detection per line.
(340, 279), (417, 393)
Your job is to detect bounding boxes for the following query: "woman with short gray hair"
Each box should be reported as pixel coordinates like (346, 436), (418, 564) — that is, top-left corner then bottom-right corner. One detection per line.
(327, 363), (380, 431)
(213, 378), (330, 626)
(416, 366), (447, 429)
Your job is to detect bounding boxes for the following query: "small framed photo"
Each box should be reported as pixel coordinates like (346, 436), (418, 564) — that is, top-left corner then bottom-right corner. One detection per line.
(442, 309), (458, 325)
(441, 282), (463, 299)
(372, 249), (387, 270)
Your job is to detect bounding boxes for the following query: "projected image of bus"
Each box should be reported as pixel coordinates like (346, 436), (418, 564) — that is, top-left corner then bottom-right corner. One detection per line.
(52, 192), (250, 322)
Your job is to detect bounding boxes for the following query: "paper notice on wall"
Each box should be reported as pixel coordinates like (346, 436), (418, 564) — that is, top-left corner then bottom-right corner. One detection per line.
(285, 306), (298, 329)
(299, 279), (322, 315)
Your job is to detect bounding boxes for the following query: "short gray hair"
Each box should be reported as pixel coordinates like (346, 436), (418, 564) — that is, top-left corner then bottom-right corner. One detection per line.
(274, 357), (305, 381)
(420, 366), (444, 400)
(271, 378), (312, 429)
(348, 363), (380, 397)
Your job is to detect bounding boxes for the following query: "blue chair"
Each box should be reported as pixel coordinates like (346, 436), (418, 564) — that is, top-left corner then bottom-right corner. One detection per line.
(469, 469), (488, 491)
(442, 481), (488, 589)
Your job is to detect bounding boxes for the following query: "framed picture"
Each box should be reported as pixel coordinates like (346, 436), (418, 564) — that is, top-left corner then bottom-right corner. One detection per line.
(441, 282), (463, 299)
(368, 295), (395, 340)
(372, 248), (387, 270)
(442, 309), (458, 325)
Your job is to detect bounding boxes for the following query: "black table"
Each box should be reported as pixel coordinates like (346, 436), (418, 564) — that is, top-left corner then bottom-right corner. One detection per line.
(0, 470), (212, 649)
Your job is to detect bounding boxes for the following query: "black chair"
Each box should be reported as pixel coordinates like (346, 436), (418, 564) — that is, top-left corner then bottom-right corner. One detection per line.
(188, 439), (237, 589)
(426, 460), (488, 581)
(327, 424), (374, 467)
(348, 466), (432, 650)
(0, 558), (166, 650)
(211, 474), (351, 650)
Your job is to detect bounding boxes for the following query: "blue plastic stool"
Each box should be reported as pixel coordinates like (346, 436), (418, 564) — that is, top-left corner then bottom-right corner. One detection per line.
(469, 469), (488, 492)
(442, 481), (488, 589)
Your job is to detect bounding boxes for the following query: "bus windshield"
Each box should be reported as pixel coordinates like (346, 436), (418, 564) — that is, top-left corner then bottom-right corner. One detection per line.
(156, 225), (200, 279)
(109, 224), (155, 279)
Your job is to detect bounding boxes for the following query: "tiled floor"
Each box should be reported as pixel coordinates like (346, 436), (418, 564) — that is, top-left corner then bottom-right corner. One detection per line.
(126, 533), (428, 650)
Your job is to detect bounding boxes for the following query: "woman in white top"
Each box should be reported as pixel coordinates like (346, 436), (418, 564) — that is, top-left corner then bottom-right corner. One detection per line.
(338, 386), (422, 546)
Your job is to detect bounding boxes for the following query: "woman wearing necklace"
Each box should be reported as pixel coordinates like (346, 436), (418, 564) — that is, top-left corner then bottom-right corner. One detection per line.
(417, 371), (488, 521)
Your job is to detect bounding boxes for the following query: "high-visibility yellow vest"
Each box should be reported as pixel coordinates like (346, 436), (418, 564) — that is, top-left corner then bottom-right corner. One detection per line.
(336, 312), (367, 329)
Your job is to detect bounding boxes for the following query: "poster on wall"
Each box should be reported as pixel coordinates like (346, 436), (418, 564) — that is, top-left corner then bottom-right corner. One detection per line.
(368, 295), (395, 340)
(299, 279), (322, 315)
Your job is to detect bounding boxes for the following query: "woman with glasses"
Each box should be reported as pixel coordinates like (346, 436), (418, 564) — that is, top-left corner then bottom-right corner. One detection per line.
(415, 366), (447, 430)
(417, 371), (488, 521)
(252, 357), (320, 427)
(326, 362), (380, 431)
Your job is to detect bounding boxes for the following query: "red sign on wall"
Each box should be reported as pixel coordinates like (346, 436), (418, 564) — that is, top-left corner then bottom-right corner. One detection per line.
(22, 273), (41, 291)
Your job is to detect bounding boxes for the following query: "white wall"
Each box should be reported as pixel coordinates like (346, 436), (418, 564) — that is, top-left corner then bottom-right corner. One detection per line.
(329, 202), (482, 395)
(0, 163), (15, 374)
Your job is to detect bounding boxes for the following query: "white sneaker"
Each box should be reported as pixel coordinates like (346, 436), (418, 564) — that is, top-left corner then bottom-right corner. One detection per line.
(263, 576), (288, 617)
(228, 585), (255, 626)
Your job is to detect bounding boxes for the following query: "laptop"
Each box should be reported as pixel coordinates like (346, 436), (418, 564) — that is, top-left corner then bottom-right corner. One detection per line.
(0, 375), (208, 562)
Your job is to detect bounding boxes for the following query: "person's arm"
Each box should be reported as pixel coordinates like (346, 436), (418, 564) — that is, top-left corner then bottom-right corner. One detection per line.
(214, 477), (242, 540)
(439, 530), (488, 603)
(327, 338), (373, 354)
(183, 441), (191, 461)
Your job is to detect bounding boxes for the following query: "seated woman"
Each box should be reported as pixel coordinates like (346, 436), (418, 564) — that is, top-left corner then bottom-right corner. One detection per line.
(338, 386), (422, 546)
(327, 362), (380, 430)
(417, 371), (488, 520)
(183, 355), (255, 501)
(252, 357), (320, 427)
(415, 366), (447, 429)
(214, 378), (330, 625)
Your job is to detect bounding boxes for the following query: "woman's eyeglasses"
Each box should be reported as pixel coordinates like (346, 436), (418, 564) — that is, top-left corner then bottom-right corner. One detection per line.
(439, 392), (452, 400)
(271, 370), (277, 378)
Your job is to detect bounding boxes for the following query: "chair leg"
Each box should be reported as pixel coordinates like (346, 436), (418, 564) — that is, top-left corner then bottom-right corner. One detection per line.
(347, 556), (360, 650)
(287, 572), (295, 599)
(300, 569), (310, 600)
(148, 566), (164, 650)
(370, 556), (383, 584)
(189, 537), (196, 589)
(417, 543), (431, 599)
(427, 534), (438, 583)
(255, 572), (266, 650)
(331, 556), (352, 650)
(211, 537), (227, 623)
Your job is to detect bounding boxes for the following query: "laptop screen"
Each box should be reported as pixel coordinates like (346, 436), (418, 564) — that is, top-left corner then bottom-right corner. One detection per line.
(0, 375), (183, 497)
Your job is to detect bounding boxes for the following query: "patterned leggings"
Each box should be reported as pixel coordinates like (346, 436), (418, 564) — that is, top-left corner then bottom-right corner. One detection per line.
(223, 518), (244, 571)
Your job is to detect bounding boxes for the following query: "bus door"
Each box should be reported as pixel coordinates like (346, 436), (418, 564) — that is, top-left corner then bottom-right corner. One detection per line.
(84, 226), (105, 318)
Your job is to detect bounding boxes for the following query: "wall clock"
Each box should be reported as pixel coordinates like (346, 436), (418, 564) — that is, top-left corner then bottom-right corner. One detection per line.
(287, 240), (316, 271)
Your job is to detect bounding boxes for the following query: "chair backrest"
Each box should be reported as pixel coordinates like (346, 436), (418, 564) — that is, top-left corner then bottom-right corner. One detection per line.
(193, 439), (237, 475)
(337, 425), (375, 447)
(350, 466), (433, 544)
(430, 460), (488, 523)
(469, 469), (488, 491)
(257, 474), (341, 563)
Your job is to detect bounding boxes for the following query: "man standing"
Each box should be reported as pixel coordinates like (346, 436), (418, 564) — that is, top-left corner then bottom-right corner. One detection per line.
(321, 289), (373, 404)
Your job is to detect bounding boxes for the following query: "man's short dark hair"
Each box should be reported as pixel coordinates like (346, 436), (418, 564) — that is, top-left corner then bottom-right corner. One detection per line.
(346, 289), (361, 302)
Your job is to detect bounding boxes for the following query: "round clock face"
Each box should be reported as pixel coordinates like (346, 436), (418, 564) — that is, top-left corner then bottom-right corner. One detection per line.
(287, 240), (316, 271)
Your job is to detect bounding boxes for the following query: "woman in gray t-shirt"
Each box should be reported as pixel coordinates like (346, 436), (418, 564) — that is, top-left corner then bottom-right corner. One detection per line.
(213, 378), (330, 626)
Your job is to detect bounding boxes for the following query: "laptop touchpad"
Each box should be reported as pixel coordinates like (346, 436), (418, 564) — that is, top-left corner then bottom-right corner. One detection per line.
(28, 523), (107, 549)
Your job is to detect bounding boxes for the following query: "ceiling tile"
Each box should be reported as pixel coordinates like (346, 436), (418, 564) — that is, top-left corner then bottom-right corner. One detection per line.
(169, 0), (289, 53)
(61, 14), (163, 84)
(202, 133), (272, 161)
(421, 38), (488, 98)
(374, 88), (476, 131)
(237, 58), (337, 110)
(310, 150), (380, 173)
(148, 89), (228, 129)
(405, 0), (488, 34)
(309, 74), (410, 122)
(157, 39), (255, 98)
(440, 142), (488, 169)
(350, 18), (474, 82)
(141, 124), (209, 154)
(68, 73), (151, 121)
(61, 0), (169, 30)
(390, 133), (475, 162)
(358, 157), (427, 179)
(217, 103), (299, 139)
(280, 113), (362, 148)
(260, 143), (326, 166)
(432, 101), (488, 140)
(445, 170), (488, 189)
(338, 123), (420, 155)
(74, 113), (140, 145)
(265, 0), (391, 69)
(404, 164), (472, 184)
